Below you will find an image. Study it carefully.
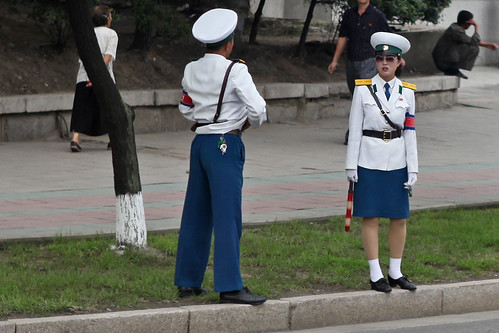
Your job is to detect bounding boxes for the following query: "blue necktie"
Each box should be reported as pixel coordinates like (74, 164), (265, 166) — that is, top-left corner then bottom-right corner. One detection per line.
(384, 82), (391, 100)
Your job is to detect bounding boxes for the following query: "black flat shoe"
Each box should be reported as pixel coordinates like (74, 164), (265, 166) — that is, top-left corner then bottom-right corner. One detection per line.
(220, 287), (266, 305)
(444, 69), (468, 79)
(388, 275), (417, 291)
(370, 278), (392, 293)
(455, 70), (468, 79)
(177, 286), (209, 298)
(70, 141), (81, 152)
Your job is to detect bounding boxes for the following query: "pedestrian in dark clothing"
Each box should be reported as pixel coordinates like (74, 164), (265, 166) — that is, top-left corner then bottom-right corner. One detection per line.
(432, 10), (498, 79)
(327, 0), (398, 145)
(328, 0), (391, 95)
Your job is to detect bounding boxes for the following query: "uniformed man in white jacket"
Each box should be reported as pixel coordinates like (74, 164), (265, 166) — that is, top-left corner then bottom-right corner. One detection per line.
(174, 8), (267, 305)
(345, 32), (418, 293)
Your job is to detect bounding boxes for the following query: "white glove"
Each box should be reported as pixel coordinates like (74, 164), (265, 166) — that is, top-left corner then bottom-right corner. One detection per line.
(346, 169), (358, 182)
(404, 172), (418, 190)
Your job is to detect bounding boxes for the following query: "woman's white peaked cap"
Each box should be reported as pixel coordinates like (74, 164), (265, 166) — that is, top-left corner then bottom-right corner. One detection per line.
(371, 32), (411, 55)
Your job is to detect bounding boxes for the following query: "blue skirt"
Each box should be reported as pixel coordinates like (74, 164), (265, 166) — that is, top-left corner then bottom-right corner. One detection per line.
(353, 167), (410, 219)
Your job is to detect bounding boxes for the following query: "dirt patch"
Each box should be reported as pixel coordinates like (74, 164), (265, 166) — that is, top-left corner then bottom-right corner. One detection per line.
(0, 3), (344, 97)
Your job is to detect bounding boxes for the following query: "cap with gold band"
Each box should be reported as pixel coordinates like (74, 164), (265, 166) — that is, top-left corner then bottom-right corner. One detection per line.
(192, 8), (238, 49)
(370, 32), (411, 56)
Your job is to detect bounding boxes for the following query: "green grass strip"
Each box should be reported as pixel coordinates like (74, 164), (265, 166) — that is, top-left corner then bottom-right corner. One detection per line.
(0, 207), (497, 318)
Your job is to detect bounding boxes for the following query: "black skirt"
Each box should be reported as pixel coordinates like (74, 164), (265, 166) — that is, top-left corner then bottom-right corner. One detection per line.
(70, 82), (107, 136)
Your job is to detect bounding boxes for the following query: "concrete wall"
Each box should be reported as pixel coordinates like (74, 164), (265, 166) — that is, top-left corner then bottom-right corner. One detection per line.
(399, 29), (443, 74)
(0, 75), (459, 142)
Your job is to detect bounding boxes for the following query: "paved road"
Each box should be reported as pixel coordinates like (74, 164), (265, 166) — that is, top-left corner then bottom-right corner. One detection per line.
(279, 310), (499, 333)
(1, 67), (499, 241)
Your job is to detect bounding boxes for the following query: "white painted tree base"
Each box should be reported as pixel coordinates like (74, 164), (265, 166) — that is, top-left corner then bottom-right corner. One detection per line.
(116, 192), (147, 249)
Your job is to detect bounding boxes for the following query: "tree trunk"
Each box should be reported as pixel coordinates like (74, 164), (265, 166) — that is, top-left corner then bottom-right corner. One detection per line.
(295, 0), (317, 58)
(66, 0), (147, 249)
(116, 192), (147, 247)
(249, 0), (266, 44)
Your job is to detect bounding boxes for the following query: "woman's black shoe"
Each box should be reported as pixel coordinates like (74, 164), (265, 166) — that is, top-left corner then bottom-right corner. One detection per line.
(177, 286), (209, 298)
(70, 141), (81, 152)
(388, 275), (417, 291)
(370, 278), (392, 293)
(220, 287), (266, 305)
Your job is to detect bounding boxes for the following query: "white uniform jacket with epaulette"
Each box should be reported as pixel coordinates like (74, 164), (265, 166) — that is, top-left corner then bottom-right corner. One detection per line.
(179, 53), (267, 134)
(345, 74), (418, 173)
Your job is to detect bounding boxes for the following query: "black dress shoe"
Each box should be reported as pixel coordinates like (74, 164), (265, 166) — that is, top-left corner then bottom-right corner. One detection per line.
(219, 287), (266, 305)
(177, 286), (209, 298)
(388, 275), (417, 291)
(370, 278), (392, 293)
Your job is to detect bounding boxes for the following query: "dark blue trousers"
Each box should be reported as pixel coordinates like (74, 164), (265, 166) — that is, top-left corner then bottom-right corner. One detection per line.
(174, 134), (245, 292)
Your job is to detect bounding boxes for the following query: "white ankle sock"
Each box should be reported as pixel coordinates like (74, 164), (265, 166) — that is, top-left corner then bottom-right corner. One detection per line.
(389, 257), (403, 279)
(368, 258), (384, 282)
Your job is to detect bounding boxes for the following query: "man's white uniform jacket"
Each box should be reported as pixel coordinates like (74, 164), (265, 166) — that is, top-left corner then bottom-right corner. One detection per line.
(179, 53), (267, 134)
(345, 74), (418, 174)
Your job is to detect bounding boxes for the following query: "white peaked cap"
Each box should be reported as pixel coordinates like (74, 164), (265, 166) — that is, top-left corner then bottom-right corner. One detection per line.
(370, 32), (411, 55)
(192, 8), (238, 45)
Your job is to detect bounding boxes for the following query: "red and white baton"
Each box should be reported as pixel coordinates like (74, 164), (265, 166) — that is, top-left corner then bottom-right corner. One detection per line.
(345, 181), (354, 232)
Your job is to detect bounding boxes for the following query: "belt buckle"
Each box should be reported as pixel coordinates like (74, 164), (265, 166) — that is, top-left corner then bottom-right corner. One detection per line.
(382, 129), (391, 142)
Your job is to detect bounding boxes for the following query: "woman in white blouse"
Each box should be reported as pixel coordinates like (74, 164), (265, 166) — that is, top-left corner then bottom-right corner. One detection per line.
(69, 5), (118, 152)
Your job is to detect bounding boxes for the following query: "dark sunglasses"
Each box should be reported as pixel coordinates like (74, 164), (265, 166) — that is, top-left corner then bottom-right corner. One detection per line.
(375, 55), (397, 63)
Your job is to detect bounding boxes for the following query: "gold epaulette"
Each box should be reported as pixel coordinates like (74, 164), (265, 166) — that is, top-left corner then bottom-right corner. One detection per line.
(355, 79), (372, 86)
(402, 81), (417, 90)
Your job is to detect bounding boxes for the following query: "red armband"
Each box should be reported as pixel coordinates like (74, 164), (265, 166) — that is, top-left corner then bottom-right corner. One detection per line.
(404, 113), (415, 130)
(180, 90), (194, 107)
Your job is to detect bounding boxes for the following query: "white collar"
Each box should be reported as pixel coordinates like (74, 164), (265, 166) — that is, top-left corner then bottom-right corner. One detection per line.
(383, 77), (396, 90)
(373, 74), (399, 91)
(203, 53), (227, 60)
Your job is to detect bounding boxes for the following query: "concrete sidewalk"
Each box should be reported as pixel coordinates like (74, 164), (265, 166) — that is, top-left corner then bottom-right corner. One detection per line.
(1, 67), (498, 240)
(0, 67), (498, 332)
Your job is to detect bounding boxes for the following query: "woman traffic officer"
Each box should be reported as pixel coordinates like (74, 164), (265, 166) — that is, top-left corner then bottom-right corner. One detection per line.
(345, 32), (418, 293)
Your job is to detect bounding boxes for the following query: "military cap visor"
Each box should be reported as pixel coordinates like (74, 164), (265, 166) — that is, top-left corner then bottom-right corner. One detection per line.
(192, 8), (238, 47)
(371, 32), (411, 56)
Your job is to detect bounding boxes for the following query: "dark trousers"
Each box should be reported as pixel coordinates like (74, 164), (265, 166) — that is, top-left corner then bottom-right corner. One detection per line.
(174, 134), (245, 293)
(346, 58), (377, 95)
(433, 44), (480, 72)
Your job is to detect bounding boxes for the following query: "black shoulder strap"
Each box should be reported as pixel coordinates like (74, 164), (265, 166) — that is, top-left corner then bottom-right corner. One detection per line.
(366, 85), (401, 130)
(190, 60), (240, 132)
(213, 60), (238, 123)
